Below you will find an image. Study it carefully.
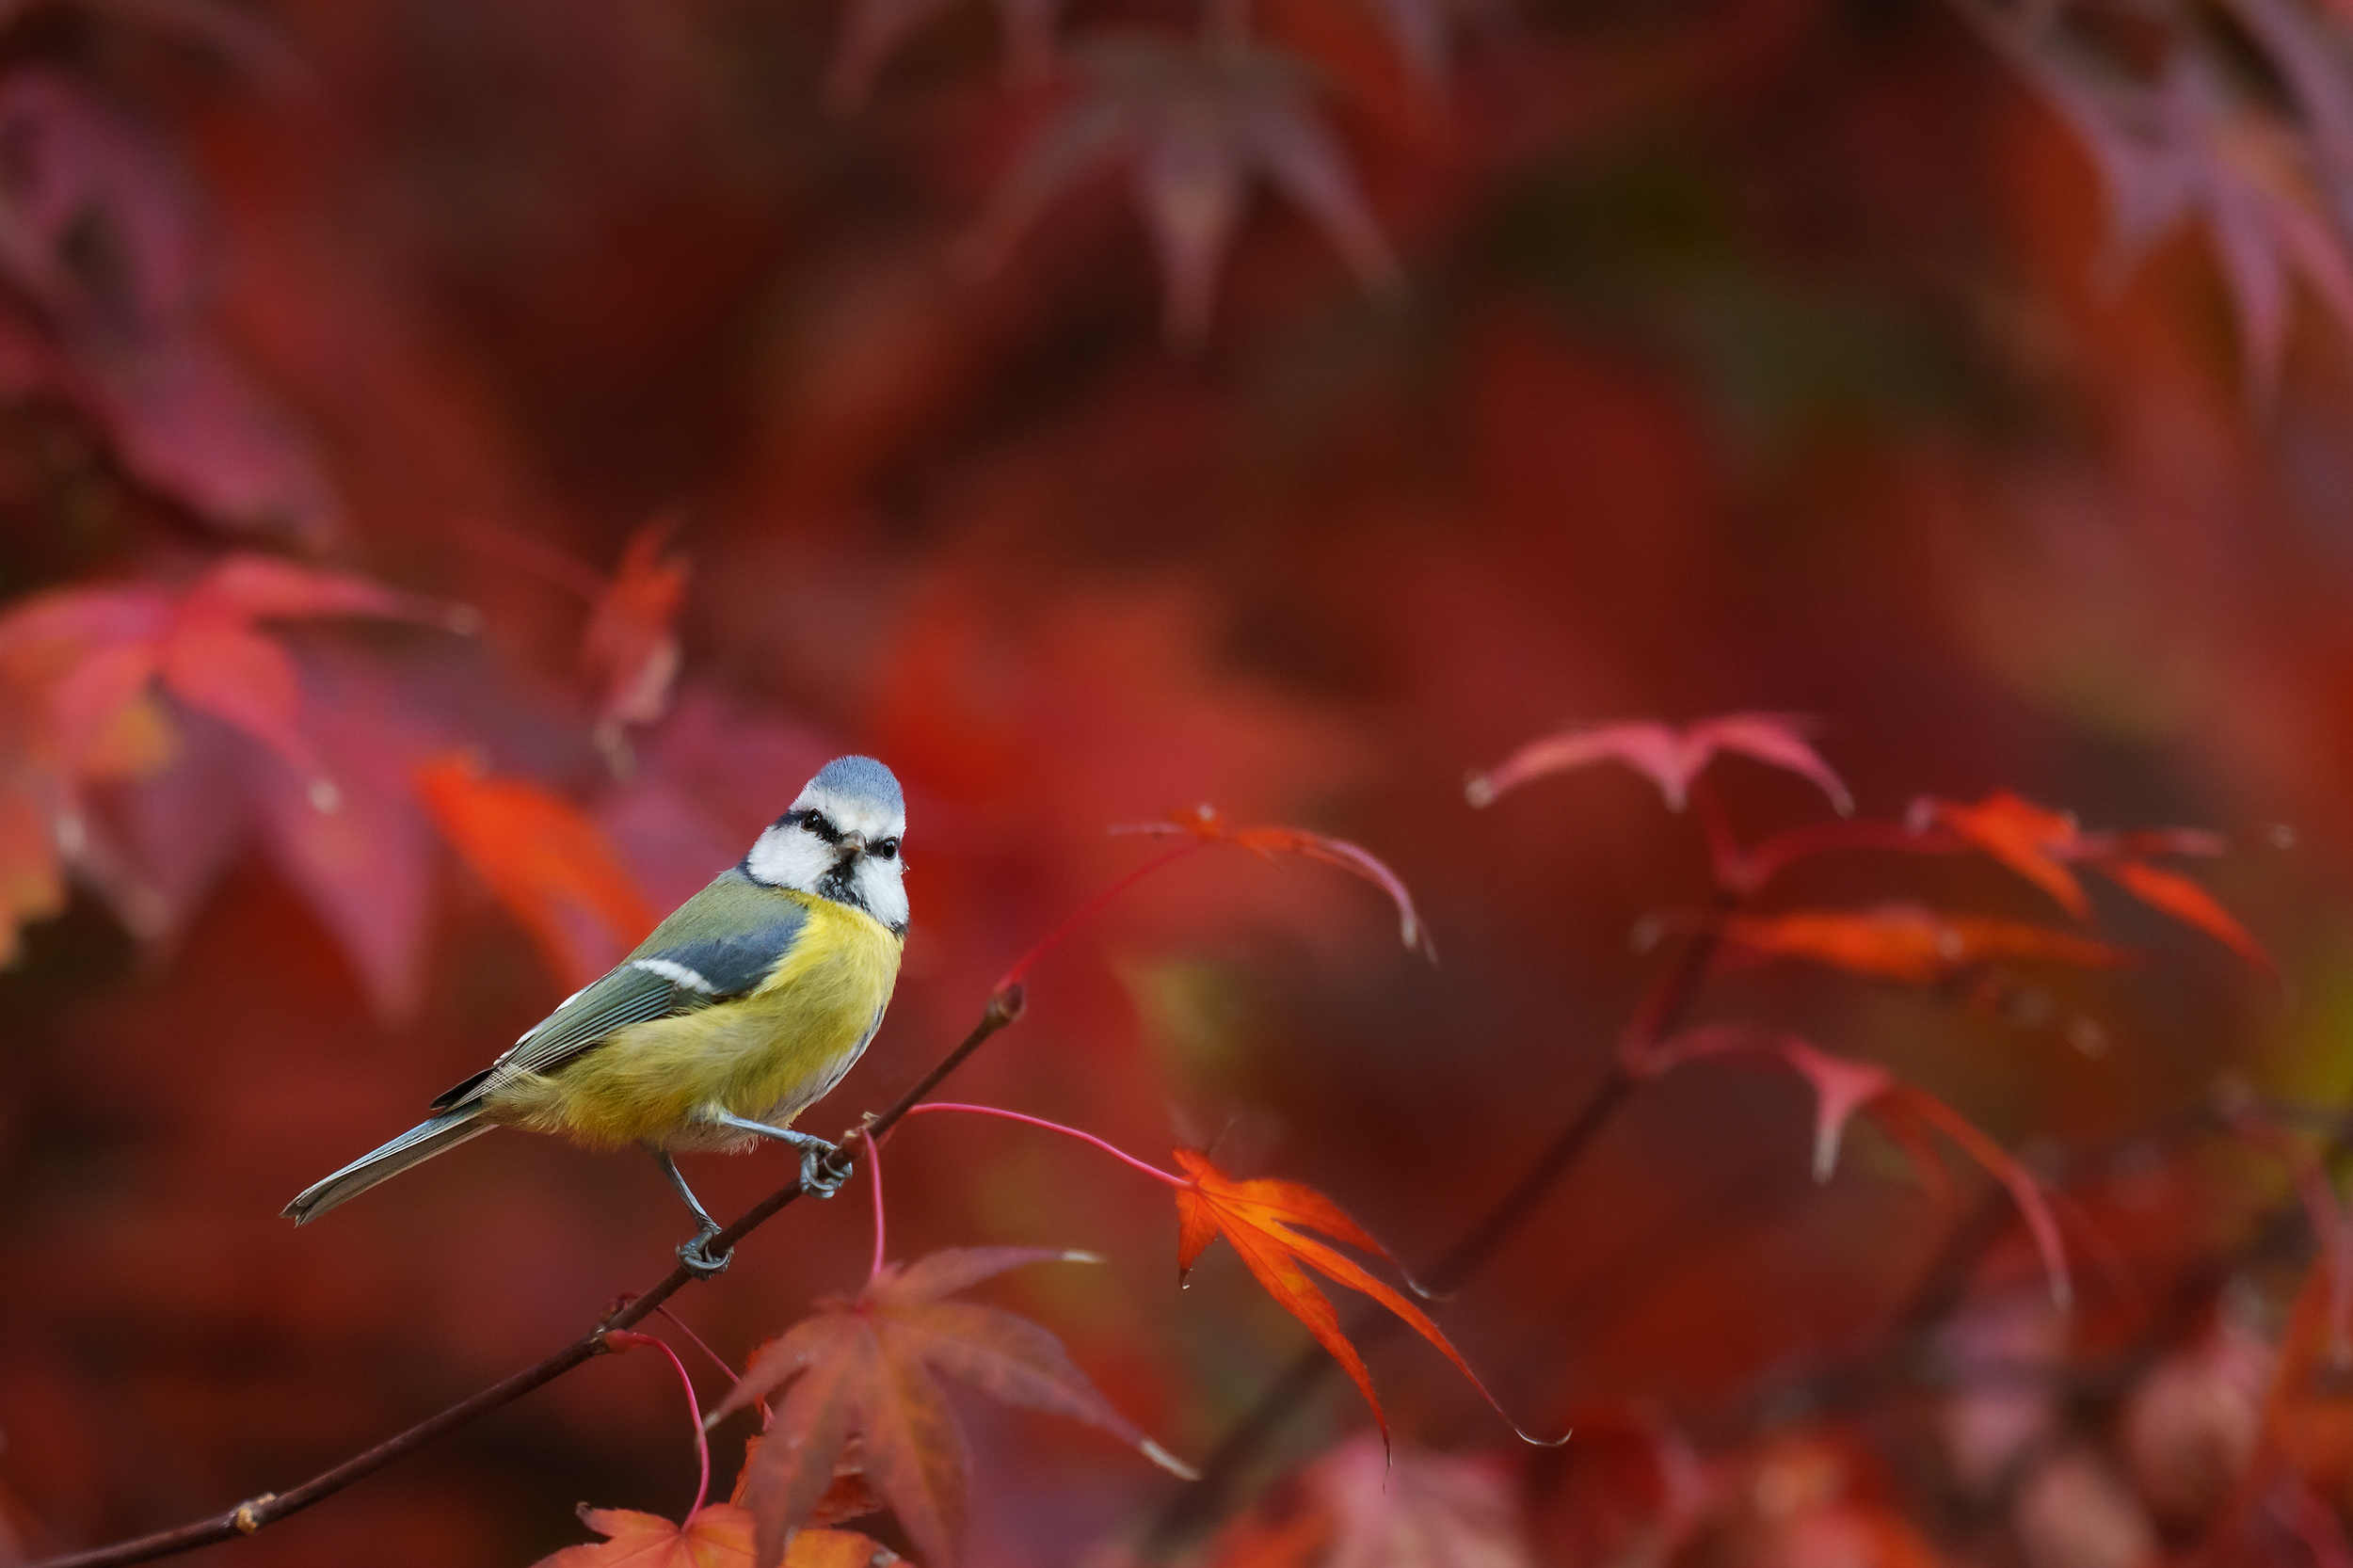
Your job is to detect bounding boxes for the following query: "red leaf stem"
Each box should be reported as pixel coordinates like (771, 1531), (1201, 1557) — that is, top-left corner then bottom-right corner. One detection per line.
(899, 1102), (1187, 1189)
(996, 841), (1205, 991)
(604, 1331), (712, 1523)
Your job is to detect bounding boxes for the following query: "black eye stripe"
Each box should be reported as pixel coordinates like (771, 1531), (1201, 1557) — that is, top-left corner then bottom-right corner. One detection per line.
(798, 809), (843, 845)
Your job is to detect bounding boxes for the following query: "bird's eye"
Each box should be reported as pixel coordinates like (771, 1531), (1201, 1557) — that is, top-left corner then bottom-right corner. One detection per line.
(874, 838), (900, 860)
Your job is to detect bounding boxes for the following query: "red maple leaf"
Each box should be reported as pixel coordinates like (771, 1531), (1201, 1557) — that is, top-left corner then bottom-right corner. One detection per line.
(0, 555), (458, 971)
(231, 658), (440, 1019)
(0, 553), (456, 791)
(39, 645), (450, 1018)
(1910, 791), (2089, 918)
(712, 1247), (1193, 1568)
(2094, 858), (2273, 974)
(1910, 791), (2273, 969)
(1466, 713), (1854, 816)
(1174, 1148), (1552, 1448)
(968, 33), (1399, 347)
(1643, 1029), (2072, 1309)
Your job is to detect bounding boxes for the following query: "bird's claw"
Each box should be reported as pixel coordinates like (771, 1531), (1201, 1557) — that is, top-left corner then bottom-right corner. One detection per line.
(801, 1143), (851, 1198)
(678, 1226), (732, 1277)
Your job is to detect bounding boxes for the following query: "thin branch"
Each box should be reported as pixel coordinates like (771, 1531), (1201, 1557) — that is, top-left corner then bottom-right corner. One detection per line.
(27, 984), (1028, 1568)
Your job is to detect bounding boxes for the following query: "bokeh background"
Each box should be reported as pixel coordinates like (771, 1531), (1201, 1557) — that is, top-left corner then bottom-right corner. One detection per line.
(4, 0), (2352, 1563)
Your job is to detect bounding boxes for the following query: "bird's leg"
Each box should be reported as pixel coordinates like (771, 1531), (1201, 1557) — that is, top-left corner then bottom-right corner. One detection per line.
(707, 1112), (854, 1198)
(648, 1144), (731, 1277)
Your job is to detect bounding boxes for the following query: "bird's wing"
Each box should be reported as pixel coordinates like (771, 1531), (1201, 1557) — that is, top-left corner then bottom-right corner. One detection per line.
(432, 878), (809, 1108)
(430, 966), (684, 1107)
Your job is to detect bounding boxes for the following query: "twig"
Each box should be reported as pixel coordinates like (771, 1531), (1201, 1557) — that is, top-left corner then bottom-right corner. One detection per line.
(28, 985), (1028, 1568)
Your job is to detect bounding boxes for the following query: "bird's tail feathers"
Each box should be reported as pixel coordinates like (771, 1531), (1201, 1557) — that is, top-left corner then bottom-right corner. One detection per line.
(282, 1109), (491, 1224)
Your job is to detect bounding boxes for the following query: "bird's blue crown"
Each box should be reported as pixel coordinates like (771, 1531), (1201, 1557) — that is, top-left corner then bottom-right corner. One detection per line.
(808, 755), (903, 814)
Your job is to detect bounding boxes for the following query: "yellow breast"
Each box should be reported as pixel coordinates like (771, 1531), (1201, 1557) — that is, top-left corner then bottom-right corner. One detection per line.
(494, 894), (903, 1150)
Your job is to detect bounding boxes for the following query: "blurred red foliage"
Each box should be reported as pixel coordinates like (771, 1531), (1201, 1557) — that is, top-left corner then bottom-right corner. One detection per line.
(5, 0), (2353, 1564)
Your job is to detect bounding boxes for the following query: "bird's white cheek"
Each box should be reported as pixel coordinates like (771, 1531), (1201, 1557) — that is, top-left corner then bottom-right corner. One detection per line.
(858, 859), (909, 931)
(746, 825), (832, 891)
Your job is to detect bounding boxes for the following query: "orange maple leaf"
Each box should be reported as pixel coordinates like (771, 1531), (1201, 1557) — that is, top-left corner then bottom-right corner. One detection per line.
(535, 1503), (896, 1567)
(1719, 904), (2134, 984)
(413, 754), (657, 991)
(1467, 713), (1853, 816)
(1911, 791), (2089, 918)
(712, 1247), (1193, 1568)
(1912, 791), (2274, 970)
(2095, 859), (2274, 975)
(1173, 1148), (1553, 1448)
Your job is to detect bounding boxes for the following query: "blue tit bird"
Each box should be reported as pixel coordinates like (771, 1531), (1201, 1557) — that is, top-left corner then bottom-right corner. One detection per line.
(283, 755), (909, 1276)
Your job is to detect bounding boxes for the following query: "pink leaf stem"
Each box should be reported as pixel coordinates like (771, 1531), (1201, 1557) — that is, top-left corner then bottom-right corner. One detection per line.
(604, 1331), (711, 1521)
(865, 1125), (888, 1288)
(901, 1102), (1187, 1189)
(609, 1295), (741, 1386)
(997, 841), (1207, 992)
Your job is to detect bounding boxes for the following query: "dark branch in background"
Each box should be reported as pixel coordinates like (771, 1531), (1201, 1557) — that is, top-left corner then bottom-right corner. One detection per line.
(1141, 907), (1732, 1554)
(28, 985), (1029, 1568)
